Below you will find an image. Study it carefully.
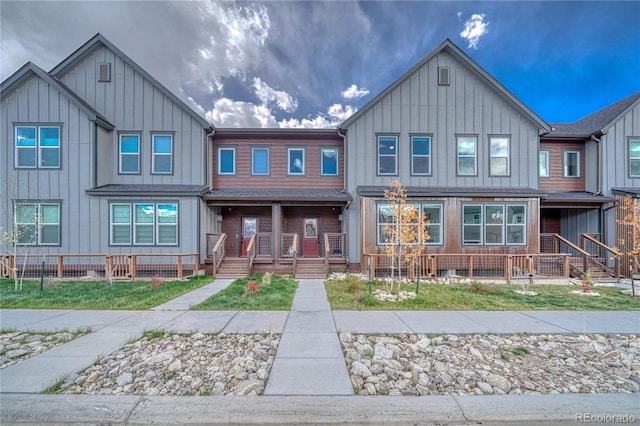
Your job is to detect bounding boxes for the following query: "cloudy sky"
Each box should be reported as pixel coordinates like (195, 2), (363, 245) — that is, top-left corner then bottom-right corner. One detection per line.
(1, 1), (638, 128)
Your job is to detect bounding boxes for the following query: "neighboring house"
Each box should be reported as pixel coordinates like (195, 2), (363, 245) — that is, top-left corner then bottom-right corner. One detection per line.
(541, 92), (640, 272)
(339, 39), (550, 272)
(204, 128), (350, 277)
(1, 34), (213, 277)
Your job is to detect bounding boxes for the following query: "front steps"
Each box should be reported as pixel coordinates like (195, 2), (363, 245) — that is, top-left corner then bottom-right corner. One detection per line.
(215, 257), (248, 278)
(295, 258), (327, 279)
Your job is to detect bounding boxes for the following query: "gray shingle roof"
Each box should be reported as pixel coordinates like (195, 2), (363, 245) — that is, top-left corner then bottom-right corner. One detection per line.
(549, 92), (640, 137)
(356, 186), (546, 197)
(86, 184), (208, 196)
(541, 191), (615, 204)
(203, 189), (352, 202)
(612, 188), (640, 197)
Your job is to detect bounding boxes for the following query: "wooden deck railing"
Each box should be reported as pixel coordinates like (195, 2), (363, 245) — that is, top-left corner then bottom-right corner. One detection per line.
(540, 233), (591, 276)
(581, 233), (620, 278)
(324, 233), (346, 271)
(2, 253), (200, 280)
(210, 233), (227, 275)
(246, 234), (257, 275)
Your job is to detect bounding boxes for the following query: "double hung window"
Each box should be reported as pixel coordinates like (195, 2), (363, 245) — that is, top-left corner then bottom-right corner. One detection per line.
(14, 202), (60, 245)
(119, 134), (140, 174)
(629, 140), (640, 177)
(489, 136), (510, 176)
(457, 136), (477, 176)
(462, 204), (526, 246)
(411, 136), (431, 175)
(377, 136), (397, 175)
(152, 134), (173, 174)
(110, 203), (178, 246)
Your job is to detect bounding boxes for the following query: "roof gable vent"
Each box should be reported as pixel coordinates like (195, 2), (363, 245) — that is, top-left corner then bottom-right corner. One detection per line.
(438, 66), (450, 86)
(98, 62), (111, 82)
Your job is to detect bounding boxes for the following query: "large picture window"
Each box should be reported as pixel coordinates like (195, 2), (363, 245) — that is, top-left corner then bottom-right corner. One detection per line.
(462, 203), (526, 246)
(457, 136), (477, 176)
(110, 203), (178, 246)
(14, 202), (60, 245)
(152, 134), (173, 174)
(629, 139), (640, 177)
(376, 202), (443, 245)
(15, 126), (61, 168)
(119, 134), (140, 174)
(411, 136), (431, 175)
(377, 136), (397, 175)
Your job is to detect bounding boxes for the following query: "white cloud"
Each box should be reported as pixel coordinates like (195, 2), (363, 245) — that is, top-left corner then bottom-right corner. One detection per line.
(278, 104), (357, 128)
(252, 77), (298, 112)
(341, 84), (369, 100)
(205, 98), (277, 128)
(460, 13), (489, 49)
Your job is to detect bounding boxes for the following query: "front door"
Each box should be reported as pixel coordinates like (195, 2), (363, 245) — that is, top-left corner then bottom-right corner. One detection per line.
(302, 218), (320, 257)
(241, 217), (258, 256)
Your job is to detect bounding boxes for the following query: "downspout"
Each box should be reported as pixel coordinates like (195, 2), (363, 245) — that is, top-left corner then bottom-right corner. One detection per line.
(337, 127), (350, 266)
(200, 126), (215, 263)
(92, 122), (98, 188)
(591, 134), (602, 195)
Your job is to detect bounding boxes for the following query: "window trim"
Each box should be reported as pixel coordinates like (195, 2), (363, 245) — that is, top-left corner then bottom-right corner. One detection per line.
(488, 135), (510, 177)
(118, 133), (141, 175)
(563, 149), (581, 178)
(456, 135), (478, 177)
(151, 133), (174, 175)
(628, 138), (640, 178)
(109, 201), (179, 246)
(252, 147), (270, 176)
(320, 147), (339, 176)
(14, 124), (62, 169)
(377, 135), (398, 176)
(218, 147), (236, 175)
(376, 201), (444, 246)
(13, 201), (61, 246)
(539, 150), (550, 178)
(410, 135), (432, 176)
(287, 147), (306, 176)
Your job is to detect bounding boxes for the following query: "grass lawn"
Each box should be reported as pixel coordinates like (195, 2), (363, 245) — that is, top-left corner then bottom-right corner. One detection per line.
(192, 275), (297, 310)
(325, 276), (640, 311)
(0, 276), (213, 310)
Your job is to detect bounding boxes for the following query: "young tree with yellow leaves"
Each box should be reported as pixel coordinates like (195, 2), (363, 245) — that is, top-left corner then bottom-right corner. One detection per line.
(382, 180), (430, 293)
(616, 195), (640, 273)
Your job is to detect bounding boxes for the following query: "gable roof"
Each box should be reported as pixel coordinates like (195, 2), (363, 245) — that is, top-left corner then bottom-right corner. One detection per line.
(548, 91), (640, 138)
(1, 62), (114, 130)
(49, 33), (211, 129)
(340, 38), (550, 133)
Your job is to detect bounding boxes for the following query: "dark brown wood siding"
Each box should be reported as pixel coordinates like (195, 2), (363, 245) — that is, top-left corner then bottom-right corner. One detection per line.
(212, 132), (343, 190)
(283, 206), (342, 253)
(540, 140), (586, 192)
(220, 206), (272, 256)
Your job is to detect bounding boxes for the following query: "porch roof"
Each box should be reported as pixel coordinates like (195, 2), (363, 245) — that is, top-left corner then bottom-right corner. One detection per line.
(541, 191), (615, 205)
(86, 184), (208, 196)
(612, 188), (640, 198)
(356, 186), (546, 198)
(203, 188), (352, 203)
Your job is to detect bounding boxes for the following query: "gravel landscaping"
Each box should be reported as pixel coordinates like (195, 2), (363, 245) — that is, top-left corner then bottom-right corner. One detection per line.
(1, 330), (89, 370)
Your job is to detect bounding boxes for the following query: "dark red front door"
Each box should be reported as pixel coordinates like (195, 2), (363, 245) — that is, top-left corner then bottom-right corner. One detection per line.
(302, 218), (320, 256)
(241, 217), (258, 256)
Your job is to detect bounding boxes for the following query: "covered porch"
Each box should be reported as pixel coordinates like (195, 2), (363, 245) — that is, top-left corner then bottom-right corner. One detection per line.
(203, 189), (351, 278)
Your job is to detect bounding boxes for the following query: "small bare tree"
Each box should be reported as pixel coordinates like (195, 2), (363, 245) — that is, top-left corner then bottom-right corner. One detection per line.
(382, 181), (430, 293)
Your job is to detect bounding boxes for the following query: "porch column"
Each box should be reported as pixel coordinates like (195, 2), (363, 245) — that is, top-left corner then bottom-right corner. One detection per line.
(273, 202), (281, 262)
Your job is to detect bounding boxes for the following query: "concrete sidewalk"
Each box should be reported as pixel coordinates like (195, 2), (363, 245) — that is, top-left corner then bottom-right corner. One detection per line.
(1, 278), (639, 424)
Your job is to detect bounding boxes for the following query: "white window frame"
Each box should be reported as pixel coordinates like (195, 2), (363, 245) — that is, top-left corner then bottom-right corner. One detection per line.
(15, 125), (61, 169)
(110, 204), (132, 245)
(462, 203), (526, 246)
(629, 139), (640, 178)
(457, 136), (477, 176)
(110, 202), (178, 246)
(287, 147), (305, 175)
(411, 136), (432, 176)
(252, 147), (270, 175)
(218, 147), (236, 175)
(539, 150), (550, 177)
(377, 136), (398, 175)
(321, 148), (339, 176)
(376, 202), (443, 246)
(119, 134), (140, 174)
(152, 134), (173, 174)
(563, 150), (581, 178)
(489, 136), (510, 176)
(14, 202), (60, 246)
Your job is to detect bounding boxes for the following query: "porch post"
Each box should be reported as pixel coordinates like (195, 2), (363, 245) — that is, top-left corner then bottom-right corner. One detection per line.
(273, 202), (281, 262)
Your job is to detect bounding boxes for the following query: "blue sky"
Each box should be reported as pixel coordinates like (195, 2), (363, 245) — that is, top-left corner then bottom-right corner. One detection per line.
(1, 1), (638, 128)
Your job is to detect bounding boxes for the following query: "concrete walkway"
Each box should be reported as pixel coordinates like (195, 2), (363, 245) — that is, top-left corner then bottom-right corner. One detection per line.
(1, 278), (639, 424)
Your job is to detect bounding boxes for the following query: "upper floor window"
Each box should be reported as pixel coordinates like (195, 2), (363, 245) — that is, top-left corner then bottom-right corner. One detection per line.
(110, 202), (178, 246)
(462, 203), (525, 246)
(411, 136), (431, 175)
(563, 149), (581, 178)
(252, 147), (270, 175)
(152, 134), (173, 174)
(288, 147), (305, 175)
(377, 136), (397, 175)
(489, 136), (510, 176)
(218, 147), (235, 175)
(15, 126), (60, 169)
(457, 136), (477, 176)
(629, 139), (640, 177)
(119, 134), (140, 174)
(14, 202), (60, 245)
(321, 148), (339, 176)
(539, 151), (550, 177)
